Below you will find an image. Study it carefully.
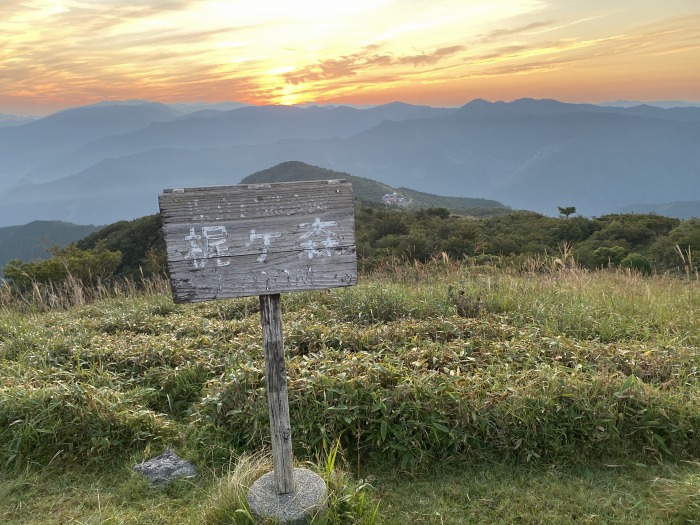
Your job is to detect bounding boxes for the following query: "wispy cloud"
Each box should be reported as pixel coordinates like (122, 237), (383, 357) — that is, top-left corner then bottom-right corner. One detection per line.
(399, 45), (467, 66)
(480, 20), (555, 42)
(0, 1), (698, 113)
(284, 45), (466, 85)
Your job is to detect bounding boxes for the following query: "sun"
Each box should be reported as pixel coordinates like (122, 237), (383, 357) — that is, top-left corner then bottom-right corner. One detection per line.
(276, 84), (304, 106)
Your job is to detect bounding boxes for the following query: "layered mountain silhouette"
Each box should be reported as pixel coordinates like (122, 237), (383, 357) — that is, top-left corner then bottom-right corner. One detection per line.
(0, 98), (697, 226)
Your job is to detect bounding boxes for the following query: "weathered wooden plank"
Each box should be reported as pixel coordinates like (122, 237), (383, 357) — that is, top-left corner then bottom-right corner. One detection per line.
(161, 212), (355, 260)
(166, 257), (357, 303)
(160, 181), (353, 223)
(159, 180), (357, 301)
(260, 294), (295, 495)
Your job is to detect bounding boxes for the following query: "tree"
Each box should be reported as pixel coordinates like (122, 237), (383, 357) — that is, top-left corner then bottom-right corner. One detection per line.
(593, 246), (627, 268)
(557, 206), (576, 218)
(621, 253), (652, 275)
(75, 214), (164, 279)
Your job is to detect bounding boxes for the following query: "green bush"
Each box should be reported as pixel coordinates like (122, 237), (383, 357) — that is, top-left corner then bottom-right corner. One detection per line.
(621, 253), (652, 275)
(3, 244), (121, 289)
(593, 246), (627, 268)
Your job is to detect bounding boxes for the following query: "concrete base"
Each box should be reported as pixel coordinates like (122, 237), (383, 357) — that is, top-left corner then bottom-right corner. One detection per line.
(247, 468), (327, 524)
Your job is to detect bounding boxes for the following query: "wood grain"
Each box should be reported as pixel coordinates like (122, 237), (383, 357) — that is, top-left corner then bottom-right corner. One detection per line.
(260, 294), (296, 495)
(159, 180), (357, 302)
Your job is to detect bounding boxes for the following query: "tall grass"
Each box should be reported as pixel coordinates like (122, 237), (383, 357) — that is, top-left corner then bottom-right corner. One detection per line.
(0, 274), (171, 312)
(198, 446), (379, 525)
(0, 258), (697, 471)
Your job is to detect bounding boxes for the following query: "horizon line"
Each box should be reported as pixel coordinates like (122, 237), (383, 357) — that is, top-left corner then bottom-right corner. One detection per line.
(5, 96), (700, 118)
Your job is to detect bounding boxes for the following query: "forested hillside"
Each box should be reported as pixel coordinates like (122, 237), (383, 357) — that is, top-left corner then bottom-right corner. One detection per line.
(3, 208), (698, 289)
(355, 208), (698, 273)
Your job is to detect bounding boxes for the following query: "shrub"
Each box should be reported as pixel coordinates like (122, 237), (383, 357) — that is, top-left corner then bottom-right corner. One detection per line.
(3, 244), (122, 289)
(621, 253), (652, 275)
(0, 381), (176, 468)
(193, 355), (700, 467)
(593, 246), (627, 268)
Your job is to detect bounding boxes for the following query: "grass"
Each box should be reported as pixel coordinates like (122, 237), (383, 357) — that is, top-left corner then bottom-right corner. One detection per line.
(1, 460), (697, 524)
(0, 464), (205, 525)
(375, 461), (700, 525)
(0, 259), (698, 523)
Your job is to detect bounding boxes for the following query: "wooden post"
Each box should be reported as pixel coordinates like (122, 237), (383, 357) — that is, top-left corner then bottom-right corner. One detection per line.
(260, 293), (296, 495)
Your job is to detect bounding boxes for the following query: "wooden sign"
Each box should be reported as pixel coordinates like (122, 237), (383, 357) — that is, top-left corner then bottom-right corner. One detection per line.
(159, 179), (356, 511)
(159, 180), (357, 303)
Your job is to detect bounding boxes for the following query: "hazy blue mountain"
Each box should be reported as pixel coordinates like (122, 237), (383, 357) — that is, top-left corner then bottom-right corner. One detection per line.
(309, 101), (700, 215)
(600, 100), (700, 109)
(166, 101), (248, 113)
(457, 97), (700, 121)
(0, 221), (100, 276)
(616, 201), (700, 219)
(0, 102), (182, 188)
(20, 102), (455, 184)
(610, 104), (700, 122)
(0, 99), (698, 225)
(0, 113), (36, 128)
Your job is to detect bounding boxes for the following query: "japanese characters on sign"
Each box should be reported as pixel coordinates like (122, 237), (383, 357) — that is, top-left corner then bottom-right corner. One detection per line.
(185, 226), (231, 268)
(159, 180), (357, 302)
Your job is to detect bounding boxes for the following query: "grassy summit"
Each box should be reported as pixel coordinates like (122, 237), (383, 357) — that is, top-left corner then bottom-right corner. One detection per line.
(0, 259), (698, 524)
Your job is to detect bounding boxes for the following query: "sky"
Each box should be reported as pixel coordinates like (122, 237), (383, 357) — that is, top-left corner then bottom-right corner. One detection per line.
(1, 0), (699, 115)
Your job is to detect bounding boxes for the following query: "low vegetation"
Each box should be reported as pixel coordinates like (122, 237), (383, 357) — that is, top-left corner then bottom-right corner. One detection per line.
(3, 209), (698, 292)
(1, 255), (698, 523)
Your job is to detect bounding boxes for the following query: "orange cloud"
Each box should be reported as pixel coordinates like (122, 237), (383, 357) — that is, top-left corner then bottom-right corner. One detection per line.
(283, 45), (467, 86)
(1, 1), (698, 114)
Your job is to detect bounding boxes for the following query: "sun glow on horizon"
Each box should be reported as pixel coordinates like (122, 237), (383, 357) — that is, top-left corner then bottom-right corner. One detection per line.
(1, 1), (698, 114)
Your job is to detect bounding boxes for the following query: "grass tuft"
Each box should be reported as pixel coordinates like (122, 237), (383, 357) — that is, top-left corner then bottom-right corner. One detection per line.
(653, 462), (700, 524)
(199, 453), (269, 525)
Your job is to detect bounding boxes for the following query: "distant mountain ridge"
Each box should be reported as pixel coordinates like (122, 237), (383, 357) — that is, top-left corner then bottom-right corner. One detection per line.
(0, 102), (181, 189)
(0, 221), (101, 276)
(600, 100), (700, 109)
(616, 201), (700, 219)
(0, 98), (698, 226)
(0, 113), (35, 128)
(15, 102), (455, 186)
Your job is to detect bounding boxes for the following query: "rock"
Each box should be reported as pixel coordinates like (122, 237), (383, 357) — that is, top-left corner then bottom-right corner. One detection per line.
(133, 449), (197, 484)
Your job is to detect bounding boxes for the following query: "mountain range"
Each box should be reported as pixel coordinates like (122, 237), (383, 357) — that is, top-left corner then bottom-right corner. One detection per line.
(0, 98), (698, 226)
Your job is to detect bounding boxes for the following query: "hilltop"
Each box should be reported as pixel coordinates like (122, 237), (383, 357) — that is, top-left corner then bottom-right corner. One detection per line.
(241, 161), (508, 215)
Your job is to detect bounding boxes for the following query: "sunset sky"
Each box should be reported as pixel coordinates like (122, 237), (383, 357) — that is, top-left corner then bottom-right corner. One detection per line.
(2, 0), (699, 115)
